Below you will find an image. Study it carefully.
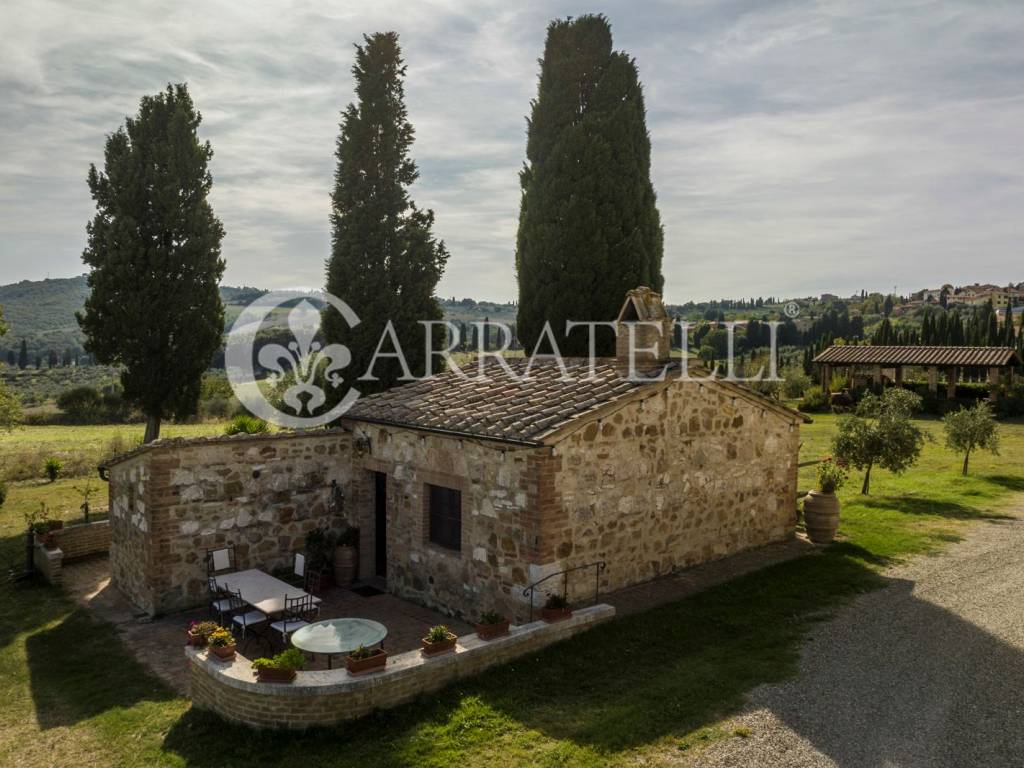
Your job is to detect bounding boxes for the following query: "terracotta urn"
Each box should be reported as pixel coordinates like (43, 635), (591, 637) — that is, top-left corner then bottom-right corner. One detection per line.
(803, 490), (840, 545)
(333, 545), (358, 586)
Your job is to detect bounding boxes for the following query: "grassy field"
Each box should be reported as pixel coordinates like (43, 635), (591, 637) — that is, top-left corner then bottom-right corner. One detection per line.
(0, 422), (226, 482)
(0, 416), (1022, 767)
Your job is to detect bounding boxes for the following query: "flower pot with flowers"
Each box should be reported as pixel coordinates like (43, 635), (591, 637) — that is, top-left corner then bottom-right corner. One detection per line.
(346, 644), (388, 674)
(207, 627), (237, 660)
(187, 620), (219, 647)
(421, 625), (458, 656)
(803, 458), (848, 545)
(251, 648), (305, 683)
(540, 593), (572, 623)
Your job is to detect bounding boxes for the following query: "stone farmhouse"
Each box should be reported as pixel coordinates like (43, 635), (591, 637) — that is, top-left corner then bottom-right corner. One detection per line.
(104, 288), (803, 622)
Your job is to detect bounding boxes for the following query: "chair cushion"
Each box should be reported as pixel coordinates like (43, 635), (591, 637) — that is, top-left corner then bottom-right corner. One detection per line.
(232, 610), (268, 628)
(211, 598), (232, 612)
(270, 619), (309, 635)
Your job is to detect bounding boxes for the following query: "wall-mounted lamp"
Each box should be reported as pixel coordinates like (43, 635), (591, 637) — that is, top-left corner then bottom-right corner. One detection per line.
(354, 431), (372, 454)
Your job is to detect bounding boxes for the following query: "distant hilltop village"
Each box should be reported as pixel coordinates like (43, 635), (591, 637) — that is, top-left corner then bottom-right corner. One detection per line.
(819, 282), (1024, 321)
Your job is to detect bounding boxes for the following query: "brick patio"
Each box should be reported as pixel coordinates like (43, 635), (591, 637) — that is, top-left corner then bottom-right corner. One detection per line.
(61, 555), (471, 692)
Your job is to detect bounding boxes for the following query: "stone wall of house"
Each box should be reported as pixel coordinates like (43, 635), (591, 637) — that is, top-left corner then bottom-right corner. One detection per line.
(108, 451), (156, 613)
(108, 431), (354, 616)
(187, 604), (614, 730)
(548, 382), (800, 602)
(344, 422), (544, 623)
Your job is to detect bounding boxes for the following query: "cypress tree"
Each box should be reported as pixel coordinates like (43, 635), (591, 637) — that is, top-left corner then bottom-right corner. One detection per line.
(324, 32), (448, 393)
(18, 339), (27, 370)
(78, 84), (225, 443)
(516, 14), (663, 356)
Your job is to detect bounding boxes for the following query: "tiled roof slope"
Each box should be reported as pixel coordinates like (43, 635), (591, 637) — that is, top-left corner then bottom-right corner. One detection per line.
(813, 345), (1020, 367)
(344, 358), (801, 445)
(345, 358), (651, 444)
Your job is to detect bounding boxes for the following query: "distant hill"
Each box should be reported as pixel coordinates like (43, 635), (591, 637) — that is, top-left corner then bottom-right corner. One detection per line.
(0, 276), (92, 361)
(0, 275), (273, 362)
(0, 276), (520, 362)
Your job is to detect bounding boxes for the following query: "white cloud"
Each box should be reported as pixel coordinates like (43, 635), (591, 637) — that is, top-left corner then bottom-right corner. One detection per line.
(0, 0), (1022, 302)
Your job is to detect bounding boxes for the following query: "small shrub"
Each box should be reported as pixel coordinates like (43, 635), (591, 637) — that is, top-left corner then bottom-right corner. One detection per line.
(224, 414), (269, 436)
(56, 385), (103, 423)
(543, 593), (569, 610)
(799, 386), (829, 413)
(43, 456), (62, 482)
(479, 610), (503, 625)
(994, 382), (1024, 418)
(815, 457), (848, 493)
(251, 648), (306, 671)
(782, 368), (812, 399)
(425, 625), (454, 643)
(347, 645), (377, 661)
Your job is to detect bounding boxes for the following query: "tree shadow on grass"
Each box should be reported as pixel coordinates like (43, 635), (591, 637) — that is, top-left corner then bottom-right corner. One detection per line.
(984, 474), (1024, 495)
(856, 495), (1015, 521)
(26, 606), (174, 729)
(162, 548), (891, 765)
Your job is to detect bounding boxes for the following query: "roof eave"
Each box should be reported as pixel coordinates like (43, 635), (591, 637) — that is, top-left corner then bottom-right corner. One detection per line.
(340, 414), (543, 448)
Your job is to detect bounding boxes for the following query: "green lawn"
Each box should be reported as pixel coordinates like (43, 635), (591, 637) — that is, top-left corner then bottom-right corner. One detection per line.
(0, 422), (225, 482)
(0, 417), (1022, 767)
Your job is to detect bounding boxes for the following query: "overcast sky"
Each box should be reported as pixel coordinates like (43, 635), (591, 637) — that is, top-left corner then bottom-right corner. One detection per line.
(1, 0), (1022, 303)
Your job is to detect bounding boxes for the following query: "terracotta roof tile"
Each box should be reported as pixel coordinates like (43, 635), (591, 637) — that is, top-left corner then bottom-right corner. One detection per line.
(813, 346), (1021, 367)
(344, 358), (674, 444)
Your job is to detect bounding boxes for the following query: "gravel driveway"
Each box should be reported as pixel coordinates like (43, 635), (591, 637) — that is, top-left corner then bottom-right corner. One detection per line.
(691, 513), (1024, 768)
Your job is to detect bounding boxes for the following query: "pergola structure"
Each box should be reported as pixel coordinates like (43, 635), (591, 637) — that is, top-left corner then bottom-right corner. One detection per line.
(813, 346), (1021, 400)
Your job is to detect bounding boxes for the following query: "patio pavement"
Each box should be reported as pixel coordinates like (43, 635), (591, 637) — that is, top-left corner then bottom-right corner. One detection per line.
(61, 556), (471, 692)
(61, 533), (813, 693)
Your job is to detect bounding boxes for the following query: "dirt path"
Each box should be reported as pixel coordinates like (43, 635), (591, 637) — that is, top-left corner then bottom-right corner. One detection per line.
(691, 511), (1024, 768)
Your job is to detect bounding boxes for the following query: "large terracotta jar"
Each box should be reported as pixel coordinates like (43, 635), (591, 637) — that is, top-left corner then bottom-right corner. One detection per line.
(333, 545), (358, 586)
(803, 490), (840, 545)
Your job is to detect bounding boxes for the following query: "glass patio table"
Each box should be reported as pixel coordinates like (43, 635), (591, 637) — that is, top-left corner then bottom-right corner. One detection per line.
(290, 618), (387, 669)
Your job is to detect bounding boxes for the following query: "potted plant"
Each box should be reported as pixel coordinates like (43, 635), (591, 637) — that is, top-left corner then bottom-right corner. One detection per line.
(32, 513), (64, 550)
(540, 593), (572, 623)
(333, 525), (360, 586)
(207, 627), (237, 660)
(421, 624), (458, 656)
(474, 610), (510, 640)
(251, 648), (305, 683)
(305, 526), (336, 589)
(346, 644), (388, 675)
(803, 457), (848, 545)
(187, 620), (219, 647)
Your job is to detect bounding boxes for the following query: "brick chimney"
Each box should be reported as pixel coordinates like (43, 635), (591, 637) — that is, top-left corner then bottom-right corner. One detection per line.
(615, 286), (671, 373)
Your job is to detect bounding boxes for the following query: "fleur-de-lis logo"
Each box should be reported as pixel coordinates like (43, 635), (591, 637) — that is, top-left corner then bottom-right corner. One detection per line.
(225, 290), (361, 428)
(257, 300), (351, 415)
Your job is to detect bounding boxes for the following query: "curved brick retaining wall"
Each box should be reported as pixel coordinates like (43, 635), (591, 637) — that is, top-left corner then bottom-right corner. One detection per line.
(187, 604), (615, 729)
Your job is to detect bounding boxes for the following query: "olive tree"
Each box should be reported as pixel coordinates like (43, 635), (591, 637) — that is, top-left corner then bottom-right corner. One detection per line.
(943, 401), (999, 476)
(832, 388), (926, 494)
